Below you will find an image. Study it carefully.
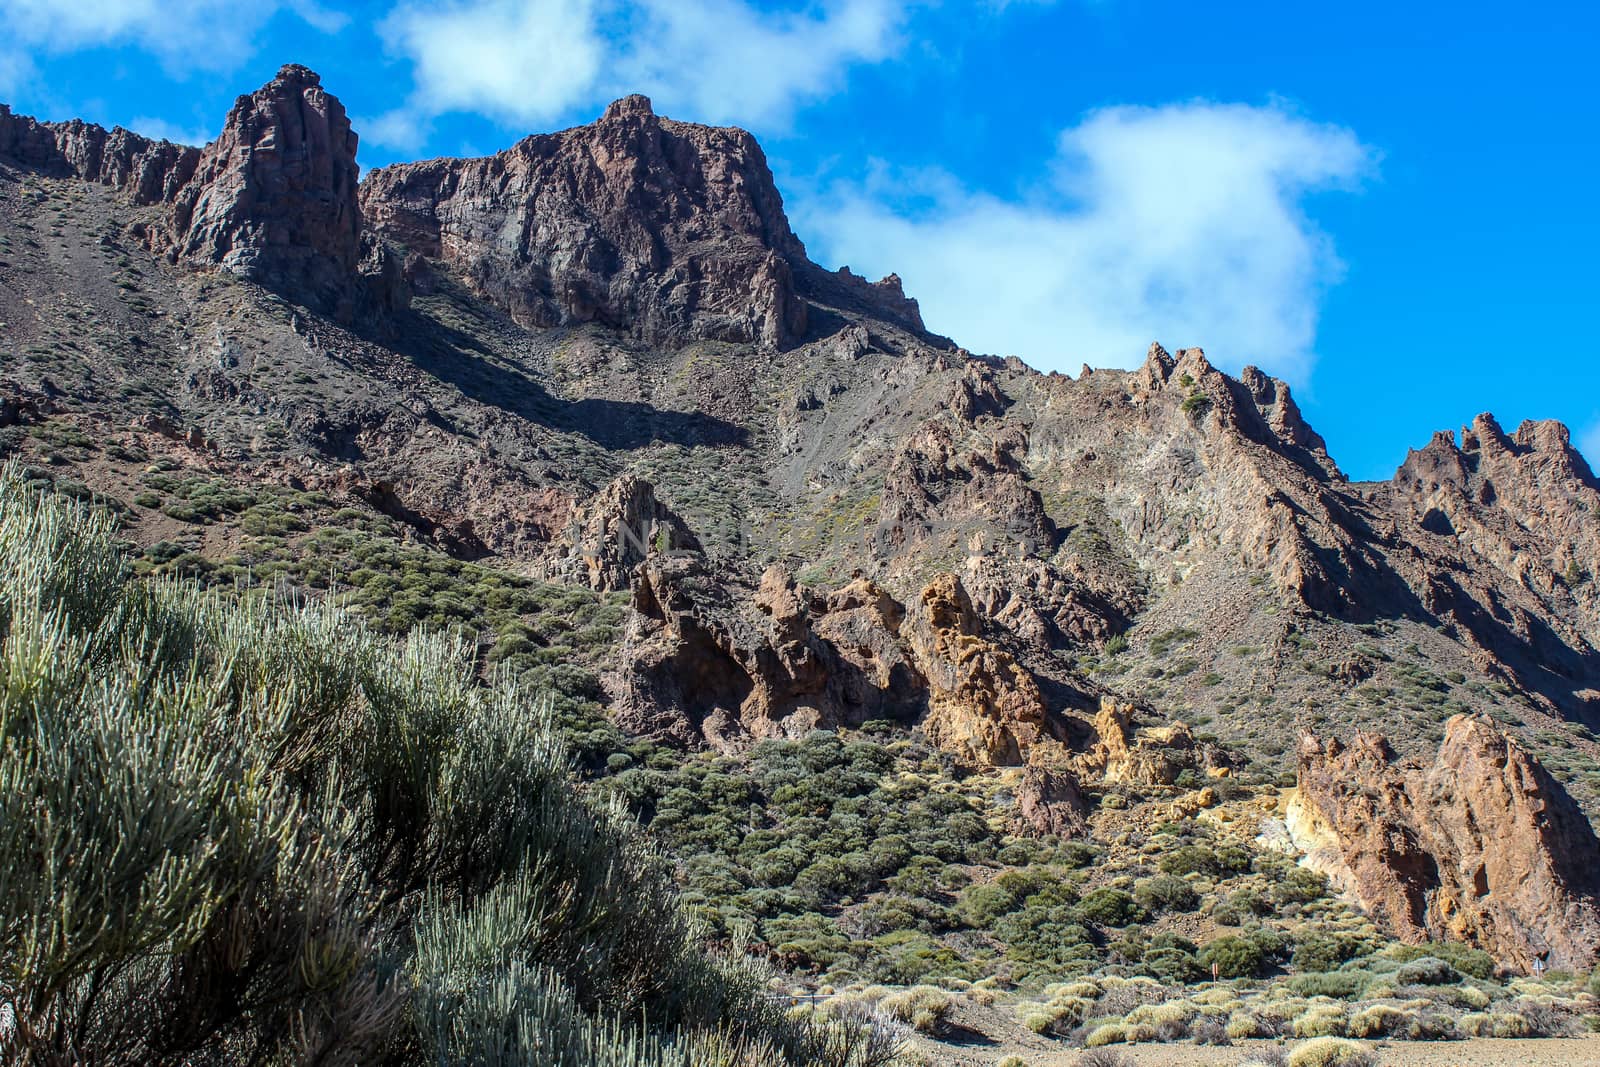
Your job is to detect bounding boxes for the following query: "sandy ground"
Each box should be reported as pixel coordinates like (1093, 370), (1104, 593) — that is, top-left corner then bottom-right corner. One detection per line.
(909, 1035), (1600, 1066)
(900, 998), (1600, 1066)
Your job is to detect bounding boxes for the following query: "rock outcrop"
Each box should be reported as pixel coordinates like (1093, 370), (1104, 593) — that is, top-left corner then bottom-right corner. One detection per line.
(609, 560), (927, 749)
(539, 476), (700, 592)
(1015, 762), (1090, 837)
(1292, 715), (1600, 972)
(0, 105), (201, 203)
(1073, 698), (1220, 787)
(1, 65), (399, 320)
(904, 574), (1051, 766)
(166, 64), (364, 318)
(360, 94), (808, 348)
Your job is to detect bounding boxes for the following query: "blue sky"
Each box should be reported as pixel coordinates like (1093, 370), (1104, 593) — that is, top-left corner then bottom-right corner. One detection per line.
(2, 0), (1595, 480)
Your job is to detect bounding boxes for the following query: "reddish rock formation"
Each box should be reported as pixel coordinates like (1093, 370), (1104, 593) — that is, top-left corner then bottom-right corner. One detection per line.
(904, 574), (1050, 766)
(167, 64), (364, 318)
(1015, 762), (1090, 837)
(1292, 715), (1600, 972)
(0, 104), (200, 203)
(360, 94), (808, 348)
(608, 560), (926, 749)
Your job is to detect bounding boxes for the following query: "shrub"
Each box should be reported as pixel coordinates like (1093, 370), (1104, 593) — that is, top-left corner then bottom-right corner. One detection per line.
(1286, 1037), (1375, 1067)
(1199, 935), (1267, 979)
(1347, 1003), (1410, 1038)
(1078, 888), (1139, 926)
(1291, 1003), (1347, 1038)
(877, 985), (953, 1035)
(1134, 874), (1198, 914)
(1084, 1023), (1128, 1047)
(1286, 971), (1368, 999)
(1389, 940), (1495, 979)
(1239, 1050), (1289, 1067)
(1077, 1049), (1129, 1067)
(1190, 1017), (1231, 1045)
(0, 469), (861, 1066)
(1394, 955), (1460, 985)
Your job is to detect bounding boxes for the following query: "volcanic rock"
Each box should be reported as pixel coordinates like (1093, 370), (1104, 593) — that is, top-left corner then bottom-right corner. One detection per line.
(360, 94), (808, 348)
(1015, 762), (1090, 837)
(540, 475), (700, 592)
(1074, 697), (1217, 787)
(1291, 715), (1600, 971)
(904, 573), (1050, 766)
(167, 64), (363, 318)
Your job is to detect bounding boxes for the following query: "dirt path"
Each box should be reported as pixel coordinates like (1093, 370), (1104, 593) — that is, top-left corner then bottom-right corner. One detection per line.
(910, 1035), (1600, 1066)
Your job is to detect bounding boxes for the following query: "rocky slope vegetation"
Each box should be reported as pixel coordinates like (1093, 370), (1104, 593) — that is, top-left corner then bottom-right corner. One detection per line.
(4, 65), (1600, 978)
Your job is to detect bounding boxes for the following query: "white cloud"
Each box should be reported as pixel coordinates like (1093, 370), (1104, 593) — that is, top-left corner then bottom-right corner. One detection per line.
(378, 0), (606, 133)
(794, 102), (1374, 382)
(372, 0), (907, 146)
(610, 0), (903, 129)
(0, 0), (344, 72)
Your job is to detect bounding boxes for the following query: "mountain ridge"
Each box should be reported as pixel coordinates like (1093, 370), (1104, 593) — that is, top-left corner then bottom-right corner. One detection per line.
(0, 63), (1596, 765)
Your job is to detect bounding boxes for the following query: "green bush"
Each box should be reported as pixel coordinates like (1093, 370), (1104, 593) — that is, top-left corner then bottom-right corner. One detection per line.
(1134, 874), (1198, 914)
(1394, 956), (1460, 986)
(1389, 941), (1495, 980)
(0, 468), (886, 1066)
(1198, 936), (1266, 979)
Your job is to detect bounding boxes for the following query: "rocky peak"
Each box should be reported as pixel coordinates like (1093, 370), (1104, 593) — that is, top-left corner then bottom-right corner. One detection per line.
(360, 95), (809, 347)
(167, 64), (364, 318)
(1291, 714), (1600, 971)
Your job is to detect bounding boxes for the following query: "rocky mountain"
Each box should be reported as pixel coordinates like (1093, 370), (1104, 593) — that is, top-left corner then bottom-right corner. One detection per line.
(4, 64), (1600, 971)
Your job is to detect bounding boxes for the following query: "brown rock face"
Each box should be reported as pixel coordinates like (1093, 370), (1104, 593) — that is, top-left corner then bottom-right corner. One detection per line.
(1074, 697), (1218, 786)
(0, 106), (201, 203)
(904, 574), (1050, 766)
(1015, 762), (1090, 837)
(1293, 715), (1600, 971)
(361, 95), (808, 348)
(1, 66), (395, 320)
(168, 65), (363, 318)
(608, 560), (926, 749)
(538, 476), (700, 592)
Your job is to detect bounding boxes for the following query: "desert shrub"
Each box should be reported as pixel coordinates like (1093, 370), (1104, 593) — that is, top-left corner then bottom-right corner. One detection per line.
(1239, 1049), (1288, 1067)
(1077, 888), (1139, 927)
(1227, 1010), (1273, 1039)
(1394, 955), (1460, 985)
(1346, 1003), (1410, 1038)
(1077, 1048), (1129, 1066)
(1286, 971), (1368, 999)
(1291, 933), (1367, 973)
(1190, 1016), (1231, 1045)
(1199, 935), (1267, 979)
(1406, 1010), (1459, 1040)
(1291, 1002), (1347, 1038)
(1134, 874), (1198, 914)
(876, 985), (952, 1035)
(0, 469), (856, 1066)
(1083, 1023), (1128, 1047)
(1514, 995), (1580, 1036)
(1388, 941), (1495, 979)
(1286, 1037), (1375, 1067)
